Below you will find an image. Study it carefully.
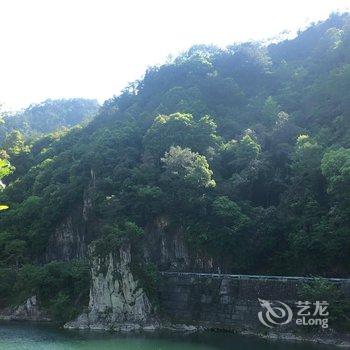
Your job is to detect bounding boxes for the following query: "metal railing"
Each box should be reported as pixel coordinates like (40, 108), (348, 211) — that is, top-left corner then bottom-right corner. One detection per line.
(159, 271), (349, 283)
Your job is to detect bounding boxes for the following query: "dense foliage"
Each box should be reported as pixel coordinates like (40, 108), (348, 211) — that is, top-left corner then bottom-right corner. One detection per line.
(299, 278), (350, 330)
(0, 98), (99, 143)
(0, 260), (90, 323)
(0, 14), (350, 318)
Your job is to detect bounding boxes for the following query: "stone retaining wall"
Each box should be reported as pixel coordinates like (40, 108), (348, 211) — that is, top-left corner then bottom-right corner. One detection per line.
(158, 272), (350, 330)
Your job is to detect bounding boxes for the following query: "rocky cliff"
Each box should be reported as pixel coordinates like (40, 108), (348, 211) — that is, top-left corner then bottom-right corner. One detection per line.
(45, 207), (221, 330)
(65, 242), (153, 331)
(143, 217), (218, 272)
(45, 170), (98, 262)
(0, 296), (51, 322)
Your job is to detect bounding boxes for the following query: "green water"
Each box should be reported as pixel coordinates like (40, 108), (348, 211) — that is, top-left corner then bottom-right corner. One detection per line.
(0, 322), (334, 350)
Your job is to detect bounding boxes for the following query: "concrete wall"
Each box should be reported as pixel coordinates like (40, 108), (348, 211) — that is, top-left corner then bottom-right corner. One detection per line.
(158, 272), (350, 330)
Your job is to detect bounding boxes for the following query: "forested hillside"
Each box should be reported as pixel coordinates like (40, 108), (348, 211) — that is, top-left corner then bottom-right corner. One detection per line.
(0, 98), (99, 143)
(0, 14), (350, 321)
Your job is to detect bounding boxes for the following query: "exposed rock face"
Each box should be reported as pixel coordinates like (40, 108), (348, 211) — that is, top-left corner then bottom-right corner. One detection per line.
(0, 296), (51, 322)
(143, 217), (217, 272)
(45, 169), (96, 262)
(45, 215), (86, 262)
(65, 243), (152, 330)
(46, 200), (216, 270)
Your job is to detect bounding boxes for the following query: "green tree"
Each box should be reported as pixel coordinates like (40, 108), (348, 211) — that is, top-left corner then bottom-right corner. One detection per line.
(263, 96), (280, 125)
(0, 152), (13, 211)
(321, 147), (350, 200)
(144, 113), (218, 161)
(3, 130), (25, 154)
(161, 146), (216, 189)
(0, 158), (12, 180)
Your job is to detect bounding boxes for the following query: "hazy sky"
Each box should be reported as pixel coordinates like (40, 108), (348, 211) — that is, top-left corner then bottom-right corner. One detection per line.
(0, 0), (349, 110)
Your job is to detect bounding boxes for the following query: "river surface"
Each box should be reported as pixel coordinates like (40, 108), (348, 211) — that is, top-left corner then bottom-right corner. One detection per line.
(0, 321), (335, 350)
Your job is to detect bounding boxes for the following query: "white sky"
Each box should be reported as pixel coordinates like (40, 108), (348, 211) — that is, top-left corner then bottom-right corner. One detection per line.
(0, 0), (349, 110)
